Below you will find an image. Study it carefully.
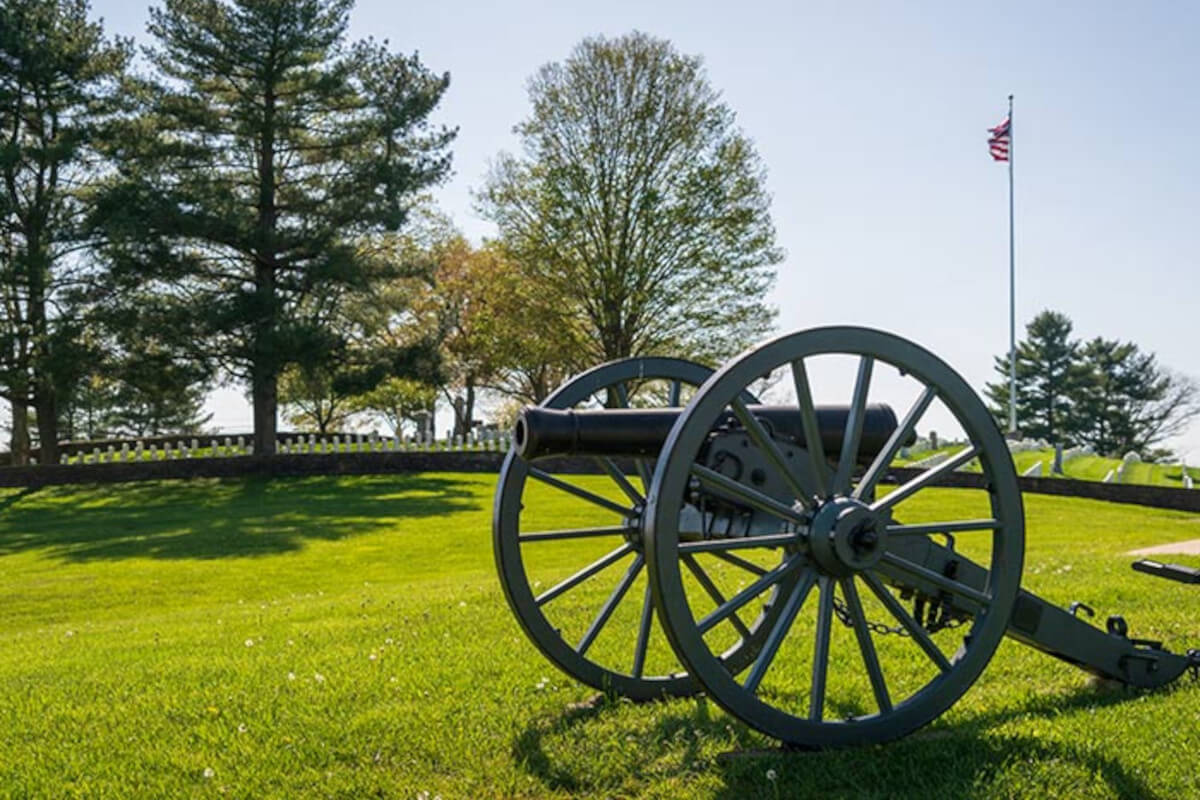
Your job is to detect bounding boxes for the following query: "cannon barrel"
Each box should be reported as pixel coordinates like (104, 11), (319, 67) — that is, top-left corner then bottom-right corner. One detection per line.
(514, 403), (908, 461)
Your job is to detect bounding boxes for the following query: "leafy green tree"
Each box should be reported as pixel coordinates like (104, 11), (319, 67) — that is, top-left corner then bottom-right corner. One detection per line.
(478, 32), (781, 369)
(0, 0), (130, 463)
(985, 310), (1086, 444)
(95, 0), (455, 454)
(354, 376), (436, 437)
(278, 364), (358, 434)
(1072, 337), (1199, 459)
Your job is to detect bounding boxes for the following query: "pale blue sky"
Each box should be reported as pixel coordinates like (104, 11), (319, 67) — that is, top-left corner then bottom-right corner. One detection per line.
(86, 0), (1200, 458)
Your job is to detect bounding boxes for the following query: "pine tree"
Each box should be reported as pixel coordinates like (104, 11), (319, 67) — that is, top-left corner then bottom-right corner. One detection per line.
(1073, 337), (1200, 458)
(0, 0), (130, 464)
(985, 310), (1087, 444)
(95, 0), (454, 454)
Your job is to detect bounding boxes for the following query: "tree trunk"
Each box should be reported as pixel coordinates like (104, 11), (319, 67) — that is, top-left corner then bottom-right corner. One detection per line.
(252, 367), (277, 455)
(34, 378), (58, 465)
(9, 399), (30, 466)
(464, 379), (476, 441)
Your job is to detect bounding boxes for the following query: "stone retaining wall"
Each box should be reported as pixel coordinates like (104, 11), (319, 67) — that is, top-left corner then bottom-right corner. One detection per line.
(2, 455), (1198, 514)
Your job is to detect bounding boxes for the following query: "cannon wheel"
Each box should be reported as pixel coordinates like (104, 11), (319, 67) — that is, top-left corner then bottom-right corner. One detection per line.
(645, 327), (1025, 745)
(495, 357), (793, 700)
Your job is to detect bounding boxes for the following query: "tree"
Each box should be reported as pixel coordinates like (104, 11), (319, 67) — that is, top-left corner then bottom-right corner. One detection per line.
(95, 0), (454, 454)
(410, 235), (578, 434)
(985, 310), (1086, 444)
(278, 364), (357, 434)
(355, 376), (436, 437)
(1073, 337), (1200, 458)
(478, 31), (781, 370)
(0, 0), (130, 464)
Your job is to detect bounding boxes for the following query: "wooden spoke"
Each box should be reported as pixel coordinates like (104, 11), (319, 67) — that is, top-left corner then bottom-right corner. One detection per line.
(677, 533), (800, 554)
(690, 464), (806, 524)
(710, 550), (769, 577)
(696, 557), (800, 635)
(528, 467), (634, 518)
(595, 457), (644, 506)
(854, 385), (936, 501)
(809, 577), (835, 721)
(682, 554), (752, 640)
(868, 446), (979, 514)
(730, 397), (818, 507)
(577, 555), (644, 656)
(886, 519), (1000, 537)
(535, 544), (635, 607)
(860, 571), (952, 673)
(831, 356), (875, 496)
(519, 525), (633, 543)
(612, 383), (654, 489)
(631, 581), (654, 678)
(840, 577), (891, 713)
(790, 358), (830, 498)
(743, 568), (818, 693)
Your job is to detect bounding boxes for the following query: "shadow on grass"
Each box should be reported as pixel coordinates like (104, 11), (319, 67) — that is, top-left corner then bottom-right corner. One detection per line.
(512, 683), (1167, 799)
(0, 474), (482, 562)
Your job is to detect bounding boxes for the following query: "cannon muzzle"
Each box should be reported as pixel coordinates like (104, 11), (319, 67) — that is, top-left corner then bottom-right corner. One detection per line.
(514, 404), (908, 461)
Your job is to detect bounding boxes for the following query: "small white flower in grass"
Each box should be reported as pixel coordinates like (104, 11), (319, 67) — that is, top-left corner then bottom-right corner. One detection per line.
(286, 640), (294, 647)
(203, 767), (215, 779)
(458, 601), (467, 608)
(385, 638), (394, 645)
(287, 671), (296, 681)
(766, 768), (778, 782)
(244, 638), (254, 647)
(314, 672), (326, 684)
(64, 630), (75, 638)
(237, 723), (247, 733)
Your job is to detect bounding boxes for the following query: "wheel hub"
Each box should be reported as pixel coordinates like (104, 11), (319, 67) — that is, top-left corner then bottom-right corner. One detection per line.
(806, 496), (888, 576)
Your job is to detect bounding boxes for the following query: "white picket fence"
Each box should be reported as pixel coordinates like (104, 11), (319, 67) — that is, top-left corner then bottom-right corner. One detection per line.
(60, 430), (514, 465)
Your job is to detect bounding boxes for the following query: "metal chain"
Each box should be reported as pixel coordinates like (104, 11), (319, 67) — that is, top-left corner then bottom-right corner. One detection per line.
(831, 594), (967, 638)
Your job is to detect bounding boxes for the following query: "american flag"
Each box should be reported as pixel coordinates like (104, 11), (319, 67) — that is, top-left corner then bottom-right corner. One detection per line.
(988, 116), (1011, 162)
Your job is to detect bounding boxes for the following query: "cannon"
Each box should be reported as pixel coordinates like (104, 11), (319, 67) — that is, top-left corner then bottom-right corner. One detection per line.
(493, 327), (1200, 747)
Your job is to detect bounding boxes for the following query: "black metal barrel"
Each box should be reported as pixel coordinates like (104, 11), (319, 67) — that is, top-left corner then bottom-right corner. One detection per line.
(514, 404), (907, 460)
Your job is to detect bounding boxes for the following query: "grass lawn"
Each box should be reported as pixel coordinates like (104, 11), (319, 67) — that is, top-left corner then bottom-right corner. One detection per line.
(1, 474), (1200, 798)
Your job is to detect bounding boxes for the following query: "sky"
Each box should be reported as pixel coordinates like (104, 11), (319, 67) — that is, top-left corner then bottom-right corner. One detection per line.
(76, 0), (1200, 459)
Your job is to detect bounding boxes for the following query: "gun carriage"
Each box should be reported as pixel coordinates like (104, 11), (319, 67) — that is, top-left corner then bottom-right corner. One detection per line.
(493, 327), (1200, 747)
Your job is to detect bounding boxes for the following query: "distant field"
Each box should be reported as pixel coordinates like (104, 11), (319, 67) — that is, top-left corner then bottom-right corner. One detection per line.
(897, 445), (1197, 488)
(1, 475), (1199, 798)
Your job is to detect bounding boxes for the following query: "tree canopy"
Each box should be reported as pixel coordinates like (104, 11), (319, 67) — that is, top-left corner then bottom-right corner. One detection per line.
(0, 0), (131, 463)
(94, 0), (455, 453)
(479, 31), (781, 369)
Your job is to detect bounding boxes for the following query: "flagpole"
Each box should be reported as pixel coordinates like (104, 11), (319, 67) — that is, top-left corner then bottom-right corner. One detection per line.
(1007, 93), (1016, 435)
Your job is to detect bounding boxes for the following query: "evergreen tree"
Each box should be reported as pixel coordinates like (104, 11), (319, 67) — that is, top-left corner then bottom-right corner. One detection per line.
(985, 310), (1086, 443)
(1073, 337), (1199, 458)
(95, 0), (454, 454)
(0, 0), (130, 464)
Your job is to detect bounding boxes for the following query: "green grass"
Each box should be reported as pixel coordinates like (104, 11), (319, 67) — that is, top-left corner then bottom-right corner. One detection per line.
(2, 474), (1200, 798)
